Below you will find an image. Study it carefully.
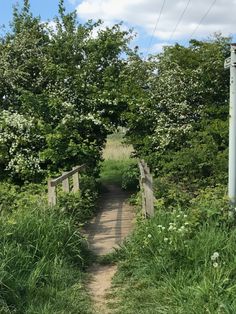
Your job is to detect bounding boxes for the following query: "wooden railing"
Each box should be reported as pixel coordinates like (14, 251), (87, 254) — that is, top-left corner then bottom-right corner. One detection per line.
(138, 160), (154, 218)
(48, 165), (85, 206)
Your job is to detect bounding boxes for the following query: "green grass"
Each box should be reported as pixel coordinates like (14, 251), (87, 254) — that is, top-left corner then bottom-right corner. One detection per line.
(99, 159), (137, 186)
(0, 203), (94, 314)
(100, 132), (138, 189)
(0, 177), (99, 314)
(108, 184), (236, 314)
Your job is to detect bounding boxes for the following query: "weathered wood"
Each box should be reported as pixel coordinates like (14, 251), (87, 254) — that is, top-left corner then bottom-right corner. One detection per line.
(139, 176), (146, 217)
(146, 173), (154, 217)
(72, 167), (80, 193)
(138, 162), (145, 179)
(138, 160), (154, 218)
(48, 179), (56, 206)
(50, 165), (85, 187)
(141, 159), (150, 174)
(62, 173), (70, 193)
(48, 165), (85, 206)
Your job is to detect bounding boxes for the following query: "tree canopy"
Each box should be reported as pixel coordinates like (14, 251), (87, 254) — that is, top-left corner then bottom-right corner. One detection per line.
(123, 34), (231, 188)
(0, 0), (133, 182)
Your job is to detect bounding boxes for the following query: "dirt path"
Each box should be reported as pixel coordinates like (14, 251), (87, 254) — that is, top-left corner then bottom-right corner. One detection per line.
(85, 184), (135, 313)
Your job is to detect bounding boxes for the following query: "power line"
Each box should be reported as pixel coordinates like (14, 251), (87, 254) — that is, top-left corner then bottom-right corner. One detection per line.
(168, 0), (191, 42)
(145, 0), (167, 59)
(189, 0), (217, 39)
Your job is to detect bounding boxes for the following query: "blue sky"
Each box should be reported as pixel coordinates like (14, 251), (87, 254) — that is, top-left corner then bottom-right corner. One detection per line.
(0, 0), (75, 26)
(1, 0), (236, 57)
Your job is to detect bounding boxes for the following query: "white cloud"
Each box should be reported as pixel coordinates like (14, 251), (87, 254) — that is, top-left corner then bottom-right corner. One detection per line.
(152, 42), (172, 53)
(76, 0), (236, 41)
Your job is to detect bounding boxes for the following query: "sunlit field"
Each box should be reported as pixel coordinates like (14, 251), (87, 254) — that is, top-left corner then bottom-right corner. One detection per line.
(103, 133), (134, 160)
(100, 133), (138, 189)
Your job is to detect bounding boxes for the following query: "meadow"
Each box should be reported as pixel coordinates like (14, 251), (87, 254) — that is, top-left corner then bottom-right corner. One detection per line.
(100, 133), (137, 190)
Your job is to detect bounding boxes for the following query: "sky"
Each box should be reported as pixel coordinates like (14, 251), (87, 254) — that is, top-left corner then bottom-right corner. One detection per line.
(1, 0), (236, 57)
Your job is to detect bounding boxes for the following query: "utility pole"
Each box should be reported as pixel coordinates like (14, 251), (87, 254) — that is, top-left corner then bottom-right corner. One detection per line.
(225, 44), (236, 207)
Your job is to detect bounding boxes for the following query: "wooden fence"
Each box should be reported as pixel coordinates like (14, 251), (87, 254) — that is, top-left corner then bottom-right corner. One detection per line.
(138, 160), (154, 218)
(48, 165), (85, 206)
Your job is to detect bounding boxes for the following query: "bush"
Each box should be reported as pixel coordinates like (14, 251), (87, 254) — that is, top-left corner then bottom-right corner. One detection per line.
(57, 174), (98, 222)
(121, 163), (139, 191)
(153, 176), (193, 208)
(0, 182), (47, 214)
(0, 183), (19, 213)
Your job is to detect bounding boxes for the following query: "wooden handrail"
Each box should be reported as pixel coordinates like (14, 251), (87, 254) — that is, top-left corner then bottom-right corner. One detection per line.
(50, 165), (85, 186)
(48, 165), (85, 206)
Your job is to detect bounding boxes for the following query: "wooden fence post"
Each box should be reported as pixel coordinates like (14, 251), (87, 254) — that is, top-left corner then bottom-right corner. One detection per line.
(140, 176), (146, 218)
(48, 179), (56, 206)
(72, 167), (80, 193)
(138, 160), (155, 218)
(146, 172), (154, 217)
(62, 172), (70, 192)
(138, 162), (147, 218)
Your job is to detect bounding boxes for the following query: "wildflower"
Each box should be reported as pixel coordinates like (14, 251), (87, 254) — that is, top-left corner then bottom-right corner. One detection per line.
(147, 234), (152, 238)
(161, 226), (165, 231)
(184, 215), (188, 218)
(164, 237), (169, 242)
(213, 262), (219, 268)
(211, 252), (219, 261)
(157, 225), (163, 228)
(178, 226), (185, 233)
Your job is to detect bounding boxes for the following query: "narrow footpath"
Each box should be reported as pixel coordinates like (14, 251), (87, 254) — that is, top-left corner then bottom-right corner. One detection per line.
(85, 183), (135, 313)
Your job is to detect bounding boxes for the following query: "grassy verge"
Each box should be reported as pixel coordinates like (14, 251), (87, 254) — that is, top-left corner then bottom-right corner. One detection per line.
(0, 176), (98, 314)
(108, 184), (236, 314)
(0, 205), (93, 314)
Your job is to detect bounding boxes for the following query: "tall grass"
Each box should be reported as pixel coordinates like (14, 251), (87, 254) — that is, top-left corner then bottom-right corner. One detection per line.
(102, 133), (133, 161)
(0, 203), (93, 313)
(100, 133), (138, 189)
(0, 177), (98, 313)
(110, 185), (236, 313)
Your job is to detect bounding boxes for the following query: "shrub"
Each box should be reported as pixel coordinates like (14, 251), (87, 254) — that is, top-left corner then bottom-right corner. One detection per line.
(0, 182), (47, 214)
(0, 183), (19, 213)
(57, 174), (99, 222)
(121, 163), (139, 191)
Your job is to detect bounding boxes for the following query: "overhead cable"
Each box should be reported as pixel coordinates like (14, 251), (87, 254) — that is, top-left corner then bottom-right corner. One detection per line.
(145, 0), (167, 59)
(189, 0), (217, 39)
(168, 0), (191, 42)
